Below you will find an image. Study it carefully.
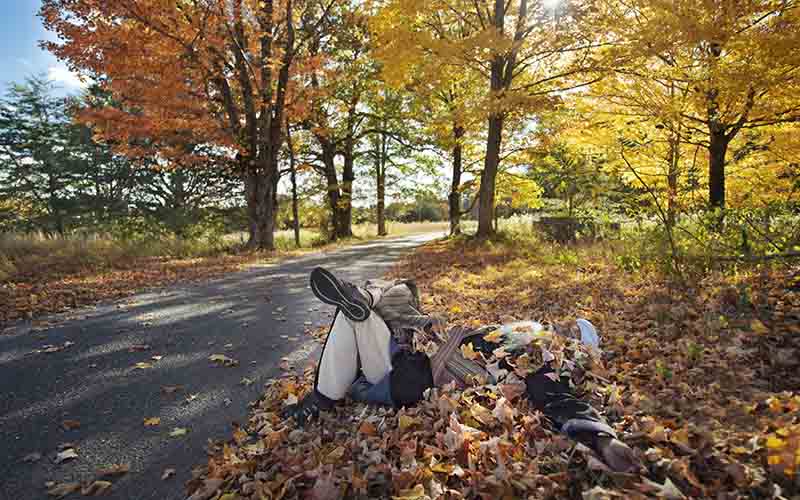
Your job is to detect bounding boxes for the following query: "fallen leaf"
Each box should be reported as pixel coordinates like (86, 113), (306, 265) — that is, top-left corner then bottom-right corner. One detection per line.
(169, 427), (189, 437)
(460, 342), (479, 361)
(61, 419), (81, 431)
(208, 354), (238, 367)
(81, 480), (113, 496)
(47, 482), (81, 498)
(750, 319), (769, 335)
(133, 362), (153, 370)
(161, 468), (176, 480)
(151, 355), (163, 361)
(358, 421), (378, 436)
(161, 385), (183, 395)
(239, 377), (254, 386)
(399, 414), (418, 432)
(393, 484), (427, 500)
(95, 463), (130, 478)
(22, 452), (42, 463)
(54, 448), (78, 464)
(483, 329), (504, 343)
(186, 478), (224, 500)
(144, 417), (161, 426)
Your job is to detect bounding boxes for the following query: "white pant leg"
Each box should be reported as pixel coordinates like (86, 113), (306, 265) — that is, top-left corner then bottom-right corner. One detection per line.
(316, 313), (359, 400)
(315, 311), (394, 400)
(352, 311), (393, 384)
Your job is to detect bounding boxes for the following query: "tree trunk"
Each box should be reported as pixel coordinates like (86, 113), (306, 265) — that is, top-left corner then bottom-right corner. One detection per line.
(319, 140), (341, 241)
(708, 130), (728, 210)
(666, 134), (680, 230)
(376, 131), (387, 237)
(376, 164), (386, 236)
(449, 124), (464, 236)
(477, 113), (504, 238)
(243, 162), (276, 250)
(340, 136), (355, 238)
(286, 125), (301, 248)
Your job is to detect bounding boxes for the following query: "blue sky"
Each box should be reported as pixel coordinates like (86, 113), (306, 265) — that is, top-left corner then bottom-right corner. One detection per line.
(0, 0), (86, 95)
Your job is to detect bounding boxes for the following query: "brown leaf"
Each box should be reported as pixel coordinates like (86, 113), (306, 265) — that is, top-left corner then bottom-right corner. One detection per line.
(161, 468), (176, 480)
(46, 482), (81, 498)
(143, 417), (161, 426)
(358, 421), (378, 436)
(95, 463), (130, 479)
(81, 480), (113, 496)
(61, 419), (81, 431)
(186, 478), (224, 500)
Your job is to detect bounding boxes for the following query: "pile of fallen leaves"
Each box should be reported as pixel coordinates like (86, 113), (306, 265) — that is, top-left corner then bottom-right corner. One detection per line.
(187, 237), (800, 499)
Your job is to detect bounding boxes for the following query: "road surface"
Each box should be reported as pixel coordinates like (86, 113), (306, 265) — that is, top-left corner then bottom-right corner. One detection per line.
(0, 232), (443, 500)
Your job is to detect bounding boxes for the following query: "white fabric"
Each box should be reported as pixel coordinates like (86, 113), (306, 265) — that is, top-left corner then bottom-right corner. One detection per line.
(316, 311), (393, 401)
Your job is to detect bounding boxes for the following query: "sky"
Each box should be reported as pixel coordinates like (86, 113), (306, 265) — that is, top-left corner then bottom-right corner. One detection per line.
(0, 0), (87, 96)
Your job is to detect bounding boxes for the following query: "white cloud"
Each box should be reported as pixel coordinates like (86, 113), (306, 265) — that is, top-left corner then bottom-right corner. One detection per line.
(47, 64), (89, 89)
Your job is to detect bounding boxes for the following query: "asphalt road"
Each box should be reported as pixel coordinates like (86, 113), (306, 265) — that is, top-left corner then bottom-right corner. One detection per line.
(0, 232), (443, 500)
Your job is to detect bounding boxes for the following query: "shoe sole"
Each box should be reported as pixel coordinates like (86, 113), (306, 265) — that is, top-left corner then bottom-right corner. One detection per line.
(310, 267), (370, 322)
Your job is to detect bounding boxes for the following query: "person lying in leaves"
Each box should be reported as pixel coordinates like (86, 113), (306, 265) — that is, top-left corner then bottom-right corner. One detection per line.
(282, 267), (643, 474)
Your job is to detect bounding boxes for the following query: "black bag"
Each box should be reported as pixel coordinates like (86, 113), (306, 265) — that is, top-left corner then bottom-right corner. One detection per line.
(389, 350), (433, 408)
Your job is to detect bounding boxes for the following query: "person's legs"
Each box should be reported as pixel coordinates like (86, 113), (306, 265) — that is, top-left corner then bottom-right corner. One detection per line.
(314, 309), (394, 400)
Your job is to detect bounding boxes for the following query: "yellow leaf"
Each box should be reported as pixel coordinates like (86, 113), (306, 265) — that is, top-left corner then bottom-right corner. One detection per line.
(766, 436), (786, 450)
(750, 319), (769, 335)
(399, 414), (418, 432)
(449, 305), (463, 314)
(169, 427), (189, 438)
(393, 484), (427, 500)
(482, 329), (504, 343)
(133, 362), (153, 370)
(460, 342), (479, 361)
(233, 428), (248, 444)
(776, 428), (791, 437)
(143, 417), (160, 426)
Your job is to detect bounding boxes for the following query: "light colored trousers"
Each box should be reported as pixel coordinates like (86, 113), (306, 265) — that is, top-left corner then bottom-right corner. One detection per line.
(315, 290), (394, 401)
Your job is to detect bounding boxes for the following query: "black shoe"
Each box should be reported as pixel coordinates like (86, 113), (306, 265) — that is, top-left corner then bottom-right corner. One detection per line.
(310, 267), (372, 322)
(281, 391), (333, 426)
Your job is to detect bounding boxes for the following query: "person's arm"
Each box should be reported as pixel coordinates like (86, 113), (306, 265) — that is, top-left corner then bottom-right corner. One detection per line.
(525, 364), (643, 473)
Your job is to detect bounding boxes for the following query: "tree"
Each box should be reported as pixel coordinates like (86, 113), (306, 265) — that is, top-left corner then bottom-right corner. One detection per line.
(375, 0), (598, 238)
(41, 0), (335, 249)
(595, 0), (800, 210)
(0, 76), (83, 234)
(300, 1), (377, 240)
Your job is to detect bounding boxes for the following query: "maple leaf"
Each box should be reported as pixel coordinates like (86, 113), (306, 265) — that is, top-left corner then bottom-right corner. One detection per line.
(143, 417), (161, 426)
